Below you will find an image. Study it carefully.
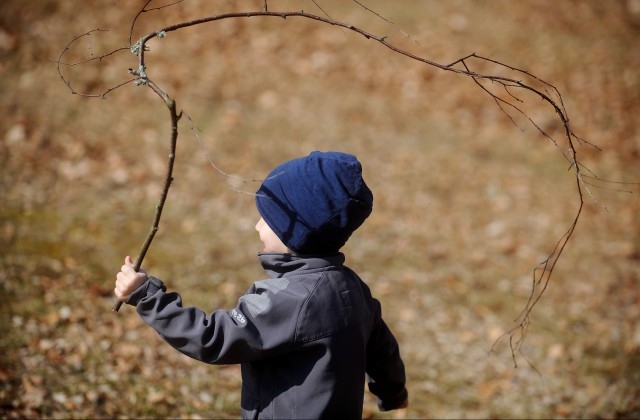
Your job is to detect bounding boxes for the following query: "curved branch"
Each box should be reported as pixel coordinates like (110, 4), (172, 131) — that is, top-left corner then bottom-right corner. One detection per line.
(59, 5), (596, 360)
(54, 28), (133, 98)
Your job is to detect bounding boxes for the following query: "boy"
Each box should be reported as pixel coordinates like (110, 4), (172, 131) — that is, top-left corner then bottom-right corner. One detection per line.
(115, 151), (408, 419)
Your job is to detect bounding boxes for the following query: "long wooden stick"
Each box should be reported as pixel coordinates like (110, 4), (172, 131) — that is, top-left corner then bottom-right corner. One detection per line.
(113, 81), (180, 312)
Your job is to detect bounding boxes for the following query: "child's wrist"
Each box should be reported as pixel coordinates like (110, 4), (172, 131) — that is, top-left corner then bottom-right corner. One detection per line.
(126, 276), (166, 306)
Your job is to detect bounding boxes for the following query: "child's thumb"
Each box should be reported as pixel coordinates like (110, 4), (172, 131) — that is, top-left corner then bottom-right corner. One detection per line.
(125, 255), (133, 266)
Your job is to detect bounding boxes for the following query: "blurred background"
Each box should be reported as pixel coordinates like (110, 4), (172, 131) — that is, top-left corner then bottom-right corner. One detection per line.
(1, 0), (639, 418)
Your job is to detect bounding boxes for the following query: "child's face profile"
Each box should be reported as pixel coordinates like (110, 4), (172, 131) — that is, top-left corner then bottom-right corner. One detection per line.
(255, 217), (290, 253)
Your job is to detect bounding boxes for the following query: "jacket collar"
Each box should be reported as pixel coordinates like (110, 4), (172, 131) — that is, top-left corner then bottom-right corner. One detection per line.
(257, 252), (345, 278)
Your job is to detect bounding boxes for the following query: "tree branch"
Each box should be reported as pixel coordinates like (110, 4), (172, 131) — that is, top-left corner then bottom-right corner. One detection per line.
(57, 2), (600, 362)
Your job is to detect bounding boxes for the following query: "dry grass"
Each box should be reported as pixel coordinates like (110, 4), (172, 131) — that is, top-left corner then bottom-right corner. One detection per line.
(1, 1), (639, 418)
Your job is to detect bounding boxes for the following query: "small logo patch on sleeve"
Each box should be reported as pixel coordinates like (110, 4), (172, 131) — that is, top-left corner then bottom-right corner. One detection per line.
(231, 308), (246, 325)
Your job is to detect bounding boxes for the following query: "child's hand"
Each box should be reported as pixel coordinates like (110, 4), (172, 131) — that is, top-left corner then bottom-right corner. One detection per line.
(114, 256), (148, 302)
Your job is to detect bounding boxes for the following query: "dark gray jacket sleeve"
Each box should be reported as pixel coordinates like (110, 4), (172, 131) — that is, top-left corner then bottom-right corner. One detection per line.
(126, 276), (298, 365)
(366, 314), (409, 411)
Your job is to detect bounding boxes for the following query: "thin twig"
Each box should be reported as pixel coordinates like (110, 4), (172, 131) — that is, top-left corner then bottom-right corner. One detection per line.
(184, 112), (264, 194)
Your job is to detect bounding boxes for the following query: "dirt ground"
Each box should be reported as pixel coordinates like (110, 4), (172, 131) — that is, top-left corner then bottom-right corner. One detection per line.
(1, 1), (640, 418)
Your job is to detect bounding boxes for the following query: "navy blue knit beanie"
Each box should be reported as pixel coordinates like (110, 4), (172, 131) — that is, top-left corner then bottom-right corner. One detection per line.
(256, 151), (373, 255)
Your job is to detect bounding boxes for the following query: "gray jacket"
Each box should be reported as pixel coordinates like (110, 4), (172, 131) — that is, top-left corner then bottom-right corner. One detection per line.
(128, 252), (408, 419)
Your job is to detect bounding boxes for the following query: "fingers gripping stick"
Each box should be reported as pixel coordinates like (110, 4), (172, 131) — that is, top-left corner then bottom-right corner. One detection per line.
(112, 256), (143, 312)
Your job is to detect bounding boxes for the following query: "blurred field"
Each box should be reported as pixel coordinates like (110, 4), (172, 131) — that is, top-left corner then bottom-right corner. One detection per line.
(1, 1), (640, 418)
